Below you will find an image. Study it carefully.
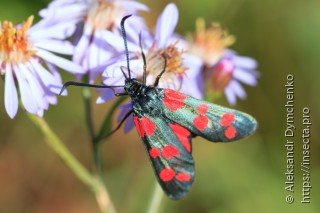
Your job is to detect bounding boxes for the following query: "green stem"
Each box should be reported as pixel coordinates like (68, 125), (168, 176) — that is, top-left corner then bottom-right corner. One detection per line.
(27, 114), (116, 213)
(80, 76), (117, 213)
(81, 84), (102, 175)
(27, 114), (96, 191)
(146, 182), (164, 213)
(82, 82), (95, 142)
(94, 96), (127, 142)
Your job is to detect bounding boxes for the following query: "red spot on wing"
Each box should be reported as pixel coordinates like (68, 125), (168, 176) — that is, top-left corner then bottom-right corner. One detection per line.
(163, 98), (185, 111)
(225, 125), (236, 139)
(133, 116), (144, 138)
(141, 117), (156, 136)
(221, 113), (235, 127)
(169, 123), (191, 152)
(162, 145), (180, 159)
(193, 115), (209, 131)
(175, 173), (191, 182)
(197, 104), (208, 114)
(164, 89), (187, 100)
(159, 168), (175, 182)
(149, 148), (160, 158)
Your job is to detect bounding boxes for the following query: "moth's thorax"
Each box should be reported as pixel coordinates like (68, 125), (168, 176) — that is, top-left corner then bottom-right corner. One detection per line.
(125, 79), (164, 116)
(124, 79), (147, 96)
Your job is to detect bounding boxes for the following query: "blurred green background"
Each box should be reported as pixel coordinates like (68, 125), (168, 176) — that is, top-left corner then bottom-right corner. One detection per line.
(0, 0), (319, 212)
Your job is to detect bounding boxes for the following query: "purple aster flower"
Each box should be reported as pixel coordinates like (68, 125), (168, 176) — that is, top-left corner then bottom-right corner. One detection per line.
(40, 0), (149, 82)
(211, 50), (259, 105)
(102, 3), (204, 99)
(0, 16), (84, 118)
(187, 18), (235, 67)
(187, 18), (258, 105)
(99, 3), (204, 133)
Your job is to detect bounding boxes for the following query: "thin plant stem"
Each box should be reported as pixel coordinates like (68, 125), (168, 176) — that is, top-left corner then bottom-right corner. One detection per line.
(146, 182), (164, 213)
(27, 114), (116, 213)
(82, 77), (95, 142)
(27, 114), (95, 189)
(94, 96), (127, 142)
(80, 76), (116, 213)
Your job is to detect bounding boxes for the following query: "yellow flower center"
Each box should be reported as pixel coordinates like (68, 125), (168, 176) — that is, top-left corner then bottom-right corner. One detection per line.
(87, 0), (124, 31)
(0, 16), (36, 67)
(146, 41), (188, 80)
(189, 18), (235, 66)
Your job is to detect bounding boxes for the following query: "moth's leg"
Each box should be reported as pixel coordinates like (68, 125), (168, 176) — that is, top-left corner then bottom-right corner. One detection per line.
(115, 92), (129, 96)
(105, 110), (133, 138)
(120, 66), (129, 79)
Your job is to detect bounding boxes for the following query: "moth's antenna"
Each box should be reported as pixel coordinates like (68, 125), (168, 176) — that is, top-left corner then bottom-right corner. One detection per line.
(121, 15), (132, 79)
(139, 33), (147, 84)
(59, 81), (124, 96)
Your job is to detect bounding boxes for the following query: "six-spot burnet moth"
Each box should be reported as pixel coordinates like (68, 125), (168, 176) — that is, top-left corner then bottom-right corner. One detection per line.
(60, 15), (257, 200)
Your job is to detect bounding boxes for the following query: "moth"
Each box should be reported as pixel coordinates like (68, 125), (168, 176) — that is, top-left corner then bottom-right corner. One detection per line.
(61, 15), (257, 199)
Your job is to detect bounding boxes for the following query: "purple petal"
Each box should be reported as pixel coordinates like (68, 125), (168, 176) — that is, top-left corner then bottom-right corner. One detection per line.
(30, 59), (64, 95)
(35, 39), (74, 55)
(87, 30), (113, 80)
(4, 65), (18, 118)
(21, 64), (48, 109)
(155, 3), (179, 48)
(14, 65), (39, 114)
(124, 114), (135, 134)
(39, 3), (86, 23)
(224, 80), (247, 105)
(30, 21), (76, 40)
(73, 26), (92, 65)
(96, 89), (116, 104)
(100, 30), (140, 52)
(37, 109), (44, 117)
(224, 84), (237, 106)
(103, 76), (126, 87)
(117, 102), (133, 122)
(115, 1), (149, 12)
(123, 16), (148, 45)
(233, 68), (258, 86)
(46, 62), (63, 83)
(231, 80), (246, 99)
(234, 55), (257, 69)
(117, 102), (135, 133)
(37, 49), (85, 74)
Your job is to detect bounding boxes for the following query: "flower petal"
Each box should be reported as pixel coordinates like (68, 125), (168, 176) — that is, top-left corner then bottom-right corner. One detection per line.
(22, 63), (48, 109)
(14, 65), (39, 114)
(124, 114), (135, 133)
(100, 30), (140, 52)
(155, 3), (179, 48)
(4, 65), (18, 118)
(73, 25), (92, 65)
(35, 39), (74, 55)
(30, 21), (76, 40)
(180, 54), (204, 98)
(117, 102), (132, 122)
(36, 49), (85, 74)
(117, 102), (135, 133)
(231, 80), (246, 99)
(233, 68), (258, 86)
(115, 1), (149, 12)
(30, 59), (64, 95)
(224, 84), (237, 106)
(96, 89), (116, 104)
(234, 55), (258, 69)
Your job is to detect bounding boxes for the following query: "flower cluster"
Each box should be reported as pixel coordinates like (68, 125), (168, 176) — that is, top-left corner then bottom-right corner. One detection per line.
(1, 0), (259, 121)
(187, 18), (259, 105)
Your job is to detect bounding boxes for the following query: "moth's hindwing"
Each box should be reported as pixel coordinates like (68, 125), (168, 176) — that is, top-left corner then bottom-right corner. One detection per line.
(161, 89), (257, 142)
(133, 112), (194, 200)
